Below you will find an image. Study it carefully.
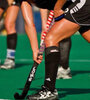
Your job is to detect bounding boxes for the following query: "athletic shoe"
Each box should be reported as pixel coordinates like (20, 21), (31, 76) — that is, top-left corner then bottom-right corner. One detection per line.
(57, 66), (72, 79)
(27, 85), (59, 100)
(0, 59), (15, 69)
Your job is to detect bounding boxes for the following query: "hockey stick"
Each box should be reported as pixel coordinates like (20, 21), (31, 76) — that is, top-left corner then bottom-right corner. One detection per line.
(14, 10), (54, 99)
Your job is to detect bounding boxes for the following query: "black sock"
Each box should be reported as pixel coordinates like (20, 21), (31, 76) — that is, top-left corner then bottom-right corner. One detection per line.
(44, 46), (60, 91)
(59, 37), (71, 69)
(7, 33), (17, 60)
(7, 33), (17, 49)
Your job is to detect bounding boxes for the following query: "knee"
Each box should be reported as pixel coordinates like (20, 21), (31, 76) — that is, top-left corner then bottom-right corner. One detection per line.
(4, 19), (15, 33)
(24, 18), (35, 28)
(45, 34), (55, 47)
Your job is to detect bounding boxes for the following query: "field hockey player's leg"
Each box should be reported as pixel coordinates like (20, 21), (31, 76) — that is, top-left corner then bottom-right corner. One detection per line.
(57, 37), (72, 79)
(0, 5), (19, 69)
(27, 46), (60, 100)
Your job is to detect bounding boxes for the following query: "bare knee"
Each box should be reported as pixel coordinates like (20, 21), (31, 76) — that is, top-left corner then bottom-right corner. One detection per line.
(45, 34), (57, 47)
(4, 19), (16, 34)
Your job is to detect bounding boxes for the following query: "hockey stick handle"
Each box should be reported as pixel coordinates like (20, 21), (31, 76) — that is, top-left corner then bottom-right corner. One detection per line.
(40, 10), (54, 47)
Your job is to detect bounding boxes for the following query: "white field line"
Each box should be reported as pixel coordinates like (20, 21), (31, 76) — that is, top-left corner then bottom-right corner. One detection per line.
(0, 59), (90, 63)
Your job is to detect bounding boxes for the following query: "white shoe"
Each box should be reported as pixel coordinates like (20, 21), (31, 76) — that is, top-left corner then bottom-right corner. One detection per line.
(57, 66), (72, 79)
(0, 59), (15, 69)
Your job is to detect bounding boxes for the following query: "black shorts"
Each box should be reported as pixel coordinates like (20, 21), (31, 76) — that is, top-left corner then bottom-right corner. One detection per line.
(25, 0), (57, 10)
(64, 0), (90, 26)
(79, 26), (90, 35)
(0, 0), (8, 10)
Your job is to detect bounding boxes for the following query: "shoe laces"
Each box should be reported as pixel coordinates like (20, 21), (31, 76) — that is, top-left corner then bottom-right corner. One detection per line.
(4, 59), (14, 65)
(35, 85), (50, 96)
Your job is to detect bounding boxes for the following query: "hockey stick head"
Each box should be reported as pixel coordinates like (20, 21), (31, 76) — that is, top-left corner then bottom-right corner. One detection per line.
(14, 61), (39, 99)
(14, 92), (23, 99)
(14, 92), (27, 99)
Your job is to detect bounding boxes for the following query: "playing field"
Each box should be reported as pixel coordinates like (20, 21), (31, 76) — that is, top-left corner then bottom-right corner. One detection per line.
(0, 33), (90, 100)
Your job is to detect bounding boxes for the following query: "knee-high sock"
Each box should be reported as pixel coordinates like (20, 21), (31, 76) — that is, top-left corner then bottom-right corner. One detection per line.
(7, 33), (17, 60)
(59, 37), (71, 69)
(44, 46), (60, 91)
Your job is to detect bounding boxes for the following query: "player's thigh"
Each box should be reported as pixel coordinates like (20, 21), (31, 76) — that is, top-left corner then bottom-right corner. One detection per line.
(45, 18), (80, 47)
(5, 5), (19, 24)
(21, 1), (34, 25)
(82, 29), (90, 43)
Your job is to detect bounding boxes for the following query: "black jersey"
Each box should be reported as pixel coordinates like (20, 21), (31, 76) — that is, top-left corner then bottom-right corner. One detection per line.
(33, 0), (72, 10)
(14, 0), (72, 10)
(65, 0), (90, 26)
(31, 0), (57, 10)
(15, 0), (56, 10)
(26, 0), (72, 10)
(0, 0), (8, 10)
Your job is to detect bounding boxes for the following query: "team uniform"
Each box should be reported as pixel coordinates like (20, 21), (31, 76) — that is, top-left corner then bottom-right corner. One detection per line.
(24, 0), (90, 100)
(31, 0), (89, 26)
(13, 0), (72, 79)
(29, 0), (57, 10)
(16, 0), (73, 100)
(14, 0), (90, 26)
(23, 0), (90, 100)
(65, 0), (90, 26)
(13, 0), (90, 100)
(27, 0), (72, 79)
(31, 0), (90, 26)
(64, 0), (90, 34)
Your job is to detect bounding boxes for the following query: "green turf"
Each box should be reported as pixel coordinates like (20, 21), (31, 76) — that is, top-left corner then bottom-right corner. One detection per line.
(0, 33), (90, 100)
